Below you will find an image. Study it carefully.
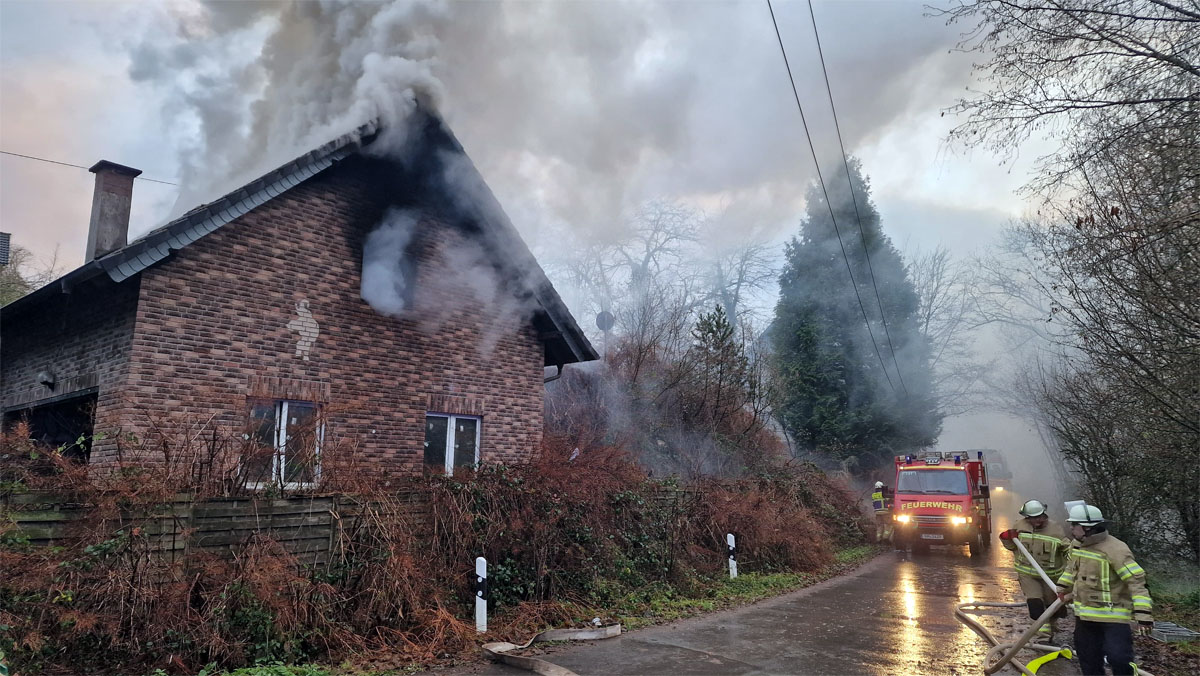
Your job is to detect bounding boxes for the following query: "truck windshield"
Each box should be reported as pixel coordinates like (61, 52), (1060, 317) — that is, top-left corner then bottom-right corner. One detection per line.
(897, 470), (969, 495)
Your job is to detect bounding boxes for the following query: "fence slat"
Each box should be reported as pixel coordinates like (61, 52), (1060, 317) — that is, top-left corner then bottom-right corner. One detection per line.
(3, 490), (430, 568)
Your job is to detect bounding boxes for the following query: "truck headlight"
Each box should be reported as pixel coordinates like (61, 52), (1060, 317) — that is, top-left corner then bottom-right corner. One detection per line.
(895, 514), (911, 524)
(994, 486), (1004, 492)
(951, 516), (968, 525)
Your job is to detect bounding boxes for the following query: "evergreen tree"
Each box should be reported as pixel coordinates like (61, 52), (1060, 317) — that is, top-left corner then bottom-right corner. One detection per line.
(684, 305), (750, 434)
(771, 160), (941, 468)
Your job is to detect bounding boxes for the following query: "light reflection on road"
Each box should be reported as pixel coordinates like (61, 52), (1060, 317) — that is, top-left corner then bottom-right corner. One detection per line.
(460, 490), (1078, 675)
(896, 565), (923, 672)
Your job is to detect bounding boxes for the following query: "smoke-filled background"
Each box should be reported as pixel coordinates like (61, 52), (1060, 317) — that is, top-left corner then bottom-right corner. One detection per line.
(1, 1), (1060, 499)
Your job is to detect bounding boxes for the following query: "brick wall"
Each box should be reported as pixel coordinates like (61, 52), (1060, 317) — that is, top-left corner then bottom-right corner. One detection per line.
(109, 157), (544, 475)
(1, 278), (139, 460)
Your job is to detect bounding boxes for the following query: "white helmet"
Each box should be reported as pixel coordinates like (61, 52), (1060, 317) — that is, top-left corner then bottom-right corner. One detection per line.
(875, 481), (884, 489)
(1066, 503), (1105, 527)
(1019, 499), (1047, 518)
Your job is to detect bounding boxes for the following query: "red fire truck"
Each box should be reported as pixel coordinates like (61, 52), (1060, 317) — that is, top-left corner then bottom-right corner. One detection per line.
(891, 450), (993, 555)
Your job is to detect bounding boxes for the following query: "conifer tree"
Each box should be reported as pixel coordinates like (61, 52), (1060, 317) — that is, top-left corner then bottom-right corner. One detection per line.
(771, 160), (940, 468)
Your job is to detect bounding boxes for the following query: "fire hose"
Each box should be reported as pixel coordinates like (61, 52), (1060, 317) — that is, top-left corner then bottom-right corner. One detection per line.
(482, 624), (622, 676)
(956, 537), (1155, 675)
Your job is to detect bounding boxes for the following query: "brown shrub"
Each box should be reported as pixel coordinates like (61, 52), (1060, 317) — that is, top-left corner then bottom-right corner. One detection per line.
(0, 423), (866, 674)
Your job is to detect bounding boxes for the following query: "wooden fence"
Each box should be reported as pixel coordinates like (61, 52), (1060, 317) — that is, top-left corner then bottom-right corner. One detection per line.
(1, 490), (432, 568)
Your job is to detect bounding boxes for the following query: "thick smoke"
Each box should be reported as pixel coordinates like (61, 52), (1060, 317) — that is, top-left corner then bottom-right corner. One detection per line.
(357, 143), (547, 358)
(124, 0), (971, 246)
(128, 1), (449, 212)
(360, 208), (418, 317)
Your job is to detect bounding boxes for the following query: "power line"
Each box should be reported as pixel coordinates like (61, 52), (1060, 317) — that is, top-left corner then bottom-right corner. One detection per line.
(765, 0), (897, 394)
(806, 0), (909, 395)
(0, 150), (178, 185)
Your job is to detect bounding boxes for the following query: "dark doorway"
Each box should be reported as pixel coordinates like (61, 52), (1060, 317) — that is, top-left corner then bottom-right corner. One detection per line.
(3, 391), (98, 463)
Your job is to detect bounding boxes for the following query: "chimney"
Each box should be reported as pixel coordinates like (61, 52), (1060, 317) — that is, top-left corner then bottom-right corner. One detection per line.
(85, 160), (141, 262)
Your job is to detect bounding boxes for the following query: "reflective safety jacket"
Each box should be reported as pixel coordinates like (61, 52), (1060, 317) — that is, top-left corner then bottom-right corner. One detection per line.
(1003, 517), (1070, 580)
(1056, 531), (1152, 624)
(871, 489), (887, 513)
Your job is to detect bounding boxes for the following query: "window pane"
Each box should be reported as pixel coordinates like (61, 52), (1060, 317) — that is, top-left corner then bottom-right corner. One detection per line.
(243, 402), (277, 483)
(424, 416), (448, 471)
(453, 417), (478, 468)
(283, 402), (318, 484)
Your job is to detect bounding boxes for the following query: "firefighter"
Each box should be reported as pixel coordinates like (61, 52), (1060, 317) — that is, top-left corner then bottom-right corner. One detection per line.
(1056, 504), (1153, 676)
(871, 481), (893, 543)
(998, 499), (1070, 637)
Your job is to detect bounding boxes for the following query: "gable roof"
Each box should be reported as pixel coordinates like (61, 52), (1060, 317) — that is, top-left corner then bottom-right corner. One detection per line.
(2, 112), (597, 366)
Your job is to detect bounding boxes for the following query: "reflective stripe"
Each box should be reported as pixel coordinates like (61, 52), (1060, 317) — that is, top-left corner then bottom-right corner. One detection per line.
(1100, 558), (1111, 604)
(1133, 595), (1152, 609)
(1118, 562), (1144, 579)
(1071, 549), (1107, 562)
(1021, 532), (1063, 545)
(1014, 563), (1062, 577)
(1058, 573), (1076, 586)
(1013, 532), (1066, 576)
(1073, 604), (1132, 621)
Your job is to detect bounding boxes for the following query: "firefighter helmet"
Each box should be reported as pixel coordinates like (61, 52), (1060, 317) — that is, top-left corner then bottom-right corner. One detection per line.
(1019, 499), (1047, 518)
(874, 481), (884, 489)
(1066, 503), (1105, 527)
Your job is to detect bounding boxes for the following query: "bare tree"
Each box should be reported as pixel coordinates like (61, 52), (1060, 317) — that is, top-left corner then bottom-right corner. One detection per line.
(561, 201), (701, 331)
(0, 245), (61, 306)
(940, 0), (1200, 193)
(942, 0), (1200, 559)
(704, 243), (778, 323)
(547, 200), (789, 478)
(907, 245), (990, 415)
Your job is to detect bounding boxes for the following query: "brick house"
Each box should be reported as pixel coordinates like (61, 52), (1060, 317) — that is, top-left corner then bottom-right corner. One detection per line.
(0, 111), (596, 483)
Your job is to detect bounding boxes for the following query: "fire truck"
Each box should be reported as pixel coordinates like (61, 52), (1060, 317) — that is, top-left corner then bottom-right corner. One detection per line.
(891, 450), (993, 555)
(976, 448), (1013, 494)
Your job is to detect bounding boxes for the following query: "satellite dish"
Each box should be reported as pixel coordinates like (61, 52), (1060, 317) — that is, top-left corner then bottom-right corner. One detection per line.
(595, 310), (615, 332)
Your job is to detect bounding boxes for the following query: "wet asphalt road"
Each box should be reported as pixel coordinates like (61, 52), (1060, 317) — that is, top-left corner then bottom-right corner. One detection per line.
(449, 510), (1077, 676)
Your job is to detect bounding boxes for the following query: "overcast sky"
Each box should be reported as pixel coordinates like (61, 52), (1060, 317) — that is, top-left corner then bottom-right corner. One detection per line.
(0, 0), (1048, 467)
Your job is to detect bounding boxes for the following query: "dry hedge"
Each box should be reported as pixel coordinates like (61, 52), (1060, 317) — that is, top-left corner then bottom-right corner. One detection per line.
(0, 430), (867, 674)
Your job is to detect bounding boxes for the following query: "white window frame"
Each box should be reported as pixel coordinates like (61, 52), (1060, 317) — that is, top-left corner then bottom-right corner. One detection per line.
(246, 400), (323, 489)
(425, 413), (481, 475)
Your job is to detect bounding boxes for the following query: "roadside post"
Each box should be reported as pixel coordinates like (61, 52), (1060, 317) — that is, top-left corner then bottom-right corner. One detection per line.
(475, 556), (487, 633)
(727, 533), (737, 579)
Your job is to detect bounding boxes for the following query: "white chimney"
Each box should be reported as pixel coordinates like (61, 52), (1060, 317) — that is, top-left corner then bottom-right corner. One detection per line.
(85, 160), (141, 262)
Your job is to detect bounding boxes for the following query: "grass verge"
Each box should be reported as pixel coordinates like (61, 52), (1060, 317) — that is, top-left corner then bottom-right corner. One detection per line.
(599, 544), (881, 631)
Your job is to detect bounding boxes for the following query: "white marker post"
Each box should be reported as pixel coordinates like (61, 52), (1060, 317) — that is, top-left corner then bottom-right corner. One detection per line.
(475, 556), (487, 633)
(727, 533), (738, 579)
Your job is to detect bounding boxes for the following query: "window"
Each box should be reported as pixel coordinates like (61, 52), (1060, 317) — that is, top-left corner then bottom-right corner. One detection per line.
(897, 469), (969, 496)
(243, 400), (322, 486)
(2, 392), (98, 463)
(424, 414), (480, 474)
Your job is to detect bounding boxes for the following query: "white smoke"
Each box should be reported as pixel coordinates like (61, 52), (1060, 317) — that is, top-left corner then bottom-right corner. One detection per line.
(360, 208), (419, 317)
(124, 0), (972, 246)
(358, 192), (538, 359)
(129, 0), (450, 213)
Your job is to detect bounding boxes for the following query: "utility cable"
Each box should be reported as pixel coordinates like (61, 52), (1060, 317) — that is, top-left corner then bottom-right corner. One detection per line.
(766, 0), (897, 394)
(0, 150), (178, 185)
(806, 0), (909, 394)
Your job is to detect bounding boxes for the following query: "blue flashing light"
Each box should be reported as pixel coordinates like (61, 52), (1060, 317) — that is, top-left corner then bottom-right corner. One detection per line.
(954, 455), (961, 465)
(977, 451), (983, 460)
